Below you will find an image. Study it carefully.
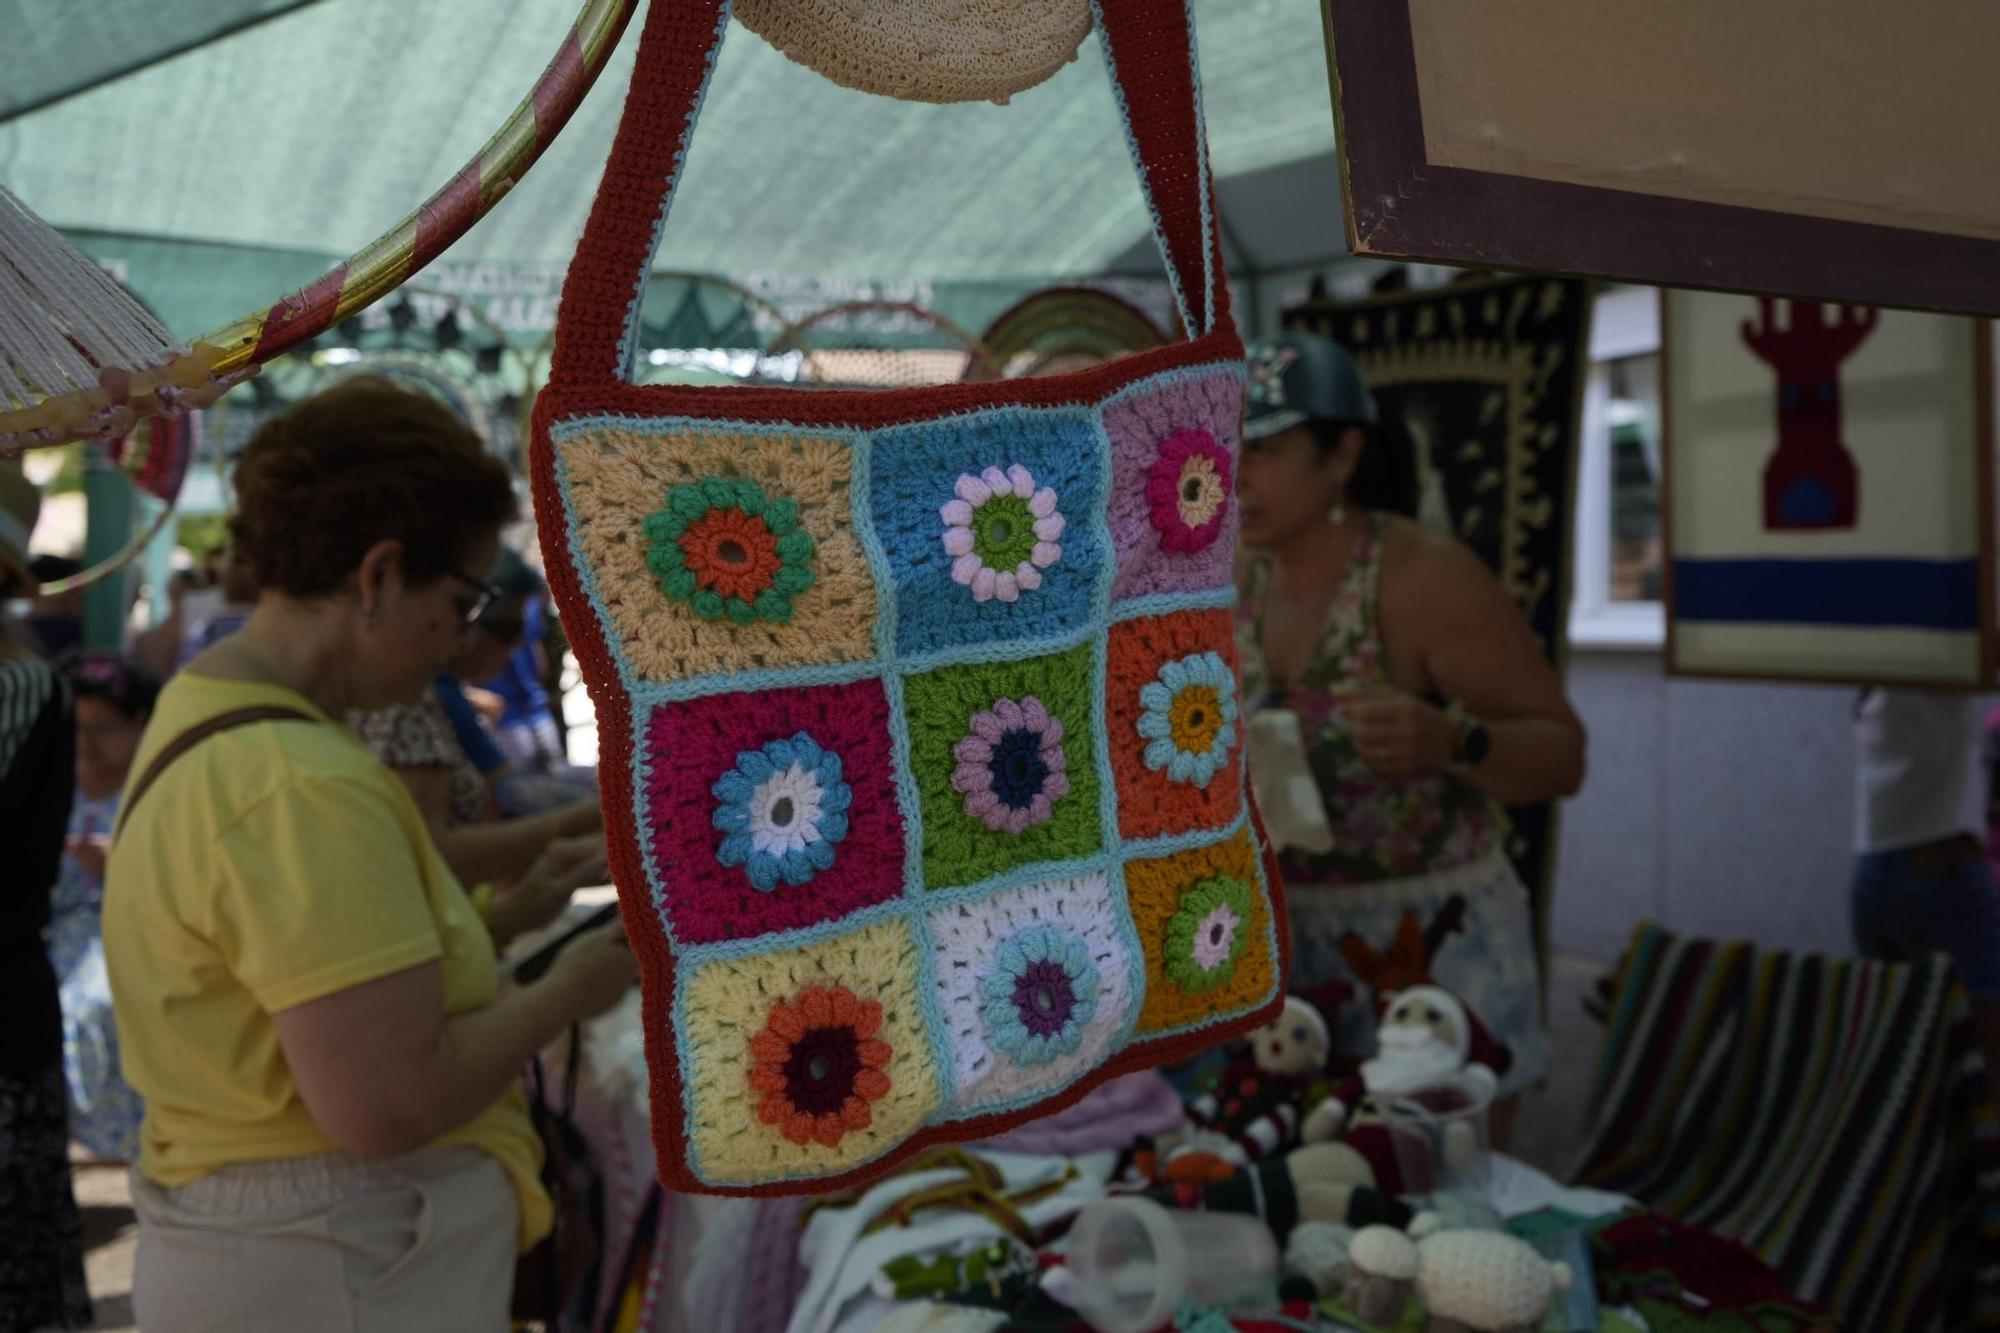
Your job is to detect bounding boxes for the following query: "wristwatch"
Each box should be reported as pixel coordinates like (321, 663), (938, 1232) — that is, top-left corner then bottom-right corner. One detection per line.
(1447, 705), (1491, 768)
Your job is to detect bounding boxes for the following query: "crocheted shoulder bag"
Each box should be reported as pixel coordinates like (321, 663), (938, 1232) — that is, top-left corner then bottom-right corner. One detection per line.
(533, 0), (1288, 1196)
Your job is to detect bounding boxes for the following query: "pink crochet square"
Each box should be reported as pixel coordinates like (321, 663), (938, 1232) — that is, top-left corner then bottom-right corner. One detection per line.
(642, 678), (906, 946)
(1103, 368), (1243, 602)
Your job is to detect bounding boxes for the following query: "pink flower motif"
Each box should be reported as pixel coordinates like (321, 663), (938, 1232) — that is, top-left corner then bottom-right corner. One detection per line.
(1145, 428), (1232, 554)
(1189, 902), (1242, 970)
(940, 464), (1065, 604)
(951, 696), (1071, 834)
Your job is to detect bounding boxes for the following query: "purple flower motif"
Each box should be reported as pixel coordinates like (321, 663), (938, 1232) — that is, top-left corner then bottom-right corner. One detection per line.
(951, 696), (1071, 834)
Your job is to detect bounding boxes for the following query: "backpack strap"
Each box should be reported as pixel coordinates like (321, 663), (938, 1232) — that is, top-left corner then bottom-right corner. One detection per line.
(115, 705), (317, 840)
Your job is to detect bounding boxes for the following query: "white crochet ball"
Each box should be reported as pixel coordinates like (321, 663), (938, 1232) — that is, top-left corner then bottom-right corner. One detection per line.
(1414, 1230), (1570, 1329)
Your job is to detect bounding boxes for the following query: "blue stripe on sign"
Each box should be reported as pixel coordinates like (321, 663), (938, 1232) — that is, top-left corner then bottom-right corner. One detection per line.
(1673, 558), (1981, 631)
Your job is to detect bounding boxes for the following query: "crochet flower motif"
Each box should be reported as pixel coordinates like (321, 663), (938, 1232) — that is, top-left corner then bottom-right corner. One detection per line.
(979, 925), (1102, 1067)
(712, 732), (852, 891)
(940, 464), (1065, 604)
(1163, 875), (1253, 993)
(1146, 428), (1232, 554)
(952, 696), (1071, 834)
(748, 985), (892, 1148)
(1136, 651), (1238, 788)
(644, 477), (815, 624)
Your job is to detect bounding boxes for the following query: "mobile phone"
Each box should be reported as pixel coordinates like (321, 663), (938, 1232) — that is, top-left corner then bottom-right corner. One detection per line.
(512, 902), (621, 985)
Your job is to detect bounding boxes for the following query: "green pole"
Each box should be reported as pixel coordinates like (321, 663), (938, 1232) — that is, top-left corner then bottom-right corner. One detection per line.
(81, 452), (134, 650)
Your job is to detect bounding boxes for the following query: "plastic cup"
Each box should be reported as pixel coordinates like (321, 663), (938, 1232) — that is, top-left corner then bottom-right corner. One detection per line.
(1380, 1083), (1492, 1197)
(1063, 1196), (1279, 1333)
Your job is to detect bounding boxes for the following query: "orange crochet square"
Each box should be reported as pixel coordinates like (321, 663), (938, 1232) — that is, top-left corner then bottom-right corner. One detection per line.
(554, 422), (879, 685)
(1127, 826), (1275, 1037)
(1106, 609), (1243, 841)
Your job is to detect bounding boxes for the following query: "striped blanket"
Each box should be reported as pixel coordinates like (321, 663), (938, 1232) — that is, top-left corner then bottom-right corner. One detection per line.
(1573, 922), (2000, 1332)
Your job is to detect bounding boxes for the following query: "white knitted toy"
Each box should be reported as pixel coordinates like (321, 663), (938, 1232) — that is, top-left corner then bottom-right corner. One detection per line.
(1408, 1221), (1572, 1333)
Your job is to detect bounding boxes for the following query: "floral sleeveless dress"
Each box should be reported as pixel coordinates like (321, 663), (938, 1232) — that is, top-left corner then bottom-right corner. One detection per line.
(1237, 515), (1548, 1092)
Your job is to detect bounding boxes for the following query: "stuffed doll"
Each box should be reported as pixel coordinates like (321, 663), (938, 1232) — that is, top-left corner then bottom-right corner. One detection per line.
(1137, 1139), (1416, 1245)
(1302, 983), (1509, 1146)
(1164, 983), (1350, 1181)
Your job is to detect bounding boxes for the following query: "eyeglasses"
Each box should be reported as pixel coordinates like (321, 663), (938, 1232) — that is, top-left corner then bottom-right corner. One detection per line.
(447, 569), (505, 628)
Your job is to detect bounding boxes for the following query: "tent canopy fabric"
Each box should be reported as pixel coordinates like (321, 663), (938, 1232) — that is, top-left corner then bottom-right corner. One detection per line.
(0, 0), (1344, 306)
(0, 0), (323, 121)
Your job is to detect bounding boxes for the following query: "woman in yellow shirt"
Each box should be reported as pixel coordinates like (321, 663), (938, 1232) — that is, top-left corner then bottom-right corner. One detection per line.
(104, 379), (637, 1332)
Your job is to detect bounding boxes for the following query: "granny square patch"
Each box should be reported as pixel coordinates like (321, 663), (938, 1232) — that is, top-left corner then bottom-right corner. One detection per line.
(901, 640), (1102, 891)
(1106, 608), (1244, 841)
(641, 678), (905, 946)
(553, 421), (879, 685)
(923, 870), (1142, 1113)
(1103, 367), (1243, 603)
(679, 916), (941, 1186)
(867, 406), (1106, 656)
(1125, 826), (1277, 1039)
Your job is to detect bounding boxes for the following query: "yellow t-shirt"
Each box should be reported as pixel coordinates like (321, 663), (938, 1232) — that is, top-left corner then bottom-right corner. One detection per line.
(103, 673), (551, 1249)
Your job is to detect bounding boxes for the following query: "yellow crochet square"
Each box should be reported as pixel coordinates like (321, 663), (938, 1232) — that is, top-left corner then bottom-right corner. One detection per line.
(1126, 827), (1276, 1037)
(679, 917), (942, 1186)
(554, 422), (879, 684)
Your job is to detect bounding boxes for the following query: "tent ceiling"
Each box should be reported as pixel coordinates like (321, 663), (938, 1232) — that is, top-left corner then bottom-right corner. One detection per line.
(0, 0), (1343, 285)
(0, 0), (323, 121)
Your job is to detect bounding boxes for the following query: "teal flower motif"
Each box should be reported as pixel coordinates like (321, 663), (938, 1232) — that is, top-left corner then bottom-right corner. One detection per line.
(712, 732), (852, 891)
(978, 925), (1101, 1067)
(1136, 651), (1238, 788)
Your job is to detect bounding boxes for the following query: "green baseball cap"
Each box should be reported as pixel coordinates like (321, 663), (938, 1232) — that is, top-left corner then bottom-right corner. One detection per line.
(1242, 332), (1377, 440)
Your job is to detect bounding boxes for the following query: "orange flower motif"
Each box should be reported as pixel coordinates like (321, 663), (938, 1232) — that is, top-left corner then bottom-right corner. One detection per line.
(748, 985), (893, 1148)
(681, 506), (782, 601)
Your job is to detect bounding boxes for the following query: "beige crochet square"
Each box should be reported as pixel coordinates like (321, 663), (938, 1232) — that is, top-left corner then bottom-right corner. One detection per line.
(554, 422), (879, 684)
(679, 916), (942, 1185)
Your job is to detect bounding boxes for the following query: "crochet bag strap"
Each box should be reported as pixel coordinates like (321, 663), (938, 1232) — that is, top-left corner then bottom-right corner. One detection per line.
(550, 0), (1227, 389)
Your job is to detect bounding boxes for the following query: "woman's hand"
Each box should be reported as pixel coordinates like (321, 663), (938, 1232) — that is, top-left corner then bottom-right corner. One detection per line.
(1339, 683), (1455, 780)
(66, 832), (111, 880)
(544, 920), (640, 1022)
(485, 833), (608, 947)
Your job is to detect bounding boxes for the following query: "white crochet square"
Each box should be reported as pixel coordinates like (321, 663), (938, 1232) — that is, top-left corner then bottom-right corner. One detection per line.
(925, 871), (1140, 1113)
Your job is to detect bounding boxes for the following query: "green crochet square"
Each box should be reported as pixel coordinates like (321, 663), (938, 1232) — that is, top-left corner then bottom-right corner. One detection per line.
(903, 640), (1102, 890)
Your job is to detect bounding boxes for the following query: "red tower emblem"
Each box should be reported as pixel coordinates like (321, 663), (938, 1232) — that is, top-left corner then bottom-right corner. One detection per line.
(1740, 298), (1877, 531)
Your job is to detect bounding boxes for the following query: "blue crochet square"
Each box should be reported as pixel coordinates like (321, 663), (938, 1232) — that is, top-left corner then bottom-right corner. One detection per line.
(867, 407), (1106, 656)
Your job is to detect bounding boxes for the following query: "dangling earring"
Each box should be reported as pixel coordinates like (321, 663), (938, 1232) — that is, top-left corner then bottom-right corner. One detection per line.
(1327, 493), (1347, 528)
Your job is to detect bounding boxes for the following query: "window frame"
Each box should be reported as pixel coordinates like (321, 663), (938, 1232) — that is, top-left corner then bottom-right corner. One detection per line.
(1569, 285), (1666, 651)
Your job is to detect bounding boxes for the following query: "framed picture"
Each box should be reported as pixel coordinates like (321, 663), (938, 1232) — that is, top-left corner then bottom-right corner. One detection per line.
(1663, 290), (1995, 687)
(1321, 0), (2000, 316)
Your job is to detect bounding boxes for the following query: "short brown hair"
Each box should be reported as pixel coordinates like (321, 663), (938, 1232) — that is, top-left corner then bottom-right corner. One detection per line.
(230, 378), (518, 599)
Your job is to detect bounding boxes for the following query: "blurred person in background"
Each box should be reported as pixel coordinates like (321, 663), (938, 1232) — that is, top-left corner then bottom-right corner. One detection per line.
(0, 458), (93, 1331)
(49, 652), (160, 1164)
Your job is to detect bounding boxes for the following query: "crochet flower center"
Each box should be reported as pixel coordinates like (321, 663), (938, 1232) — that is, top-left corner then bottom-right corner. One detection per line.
(952, 696), (1070, 834)
(748, 985), (892, 1149)
(644, 476), (815, 624)
(1012, 960), (1077, 1038)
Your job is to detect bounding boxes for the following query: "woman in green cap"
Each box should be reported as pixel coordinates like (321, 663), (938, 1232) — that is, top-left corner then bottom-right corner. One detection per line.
(1235, 332), (1586, 1133)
